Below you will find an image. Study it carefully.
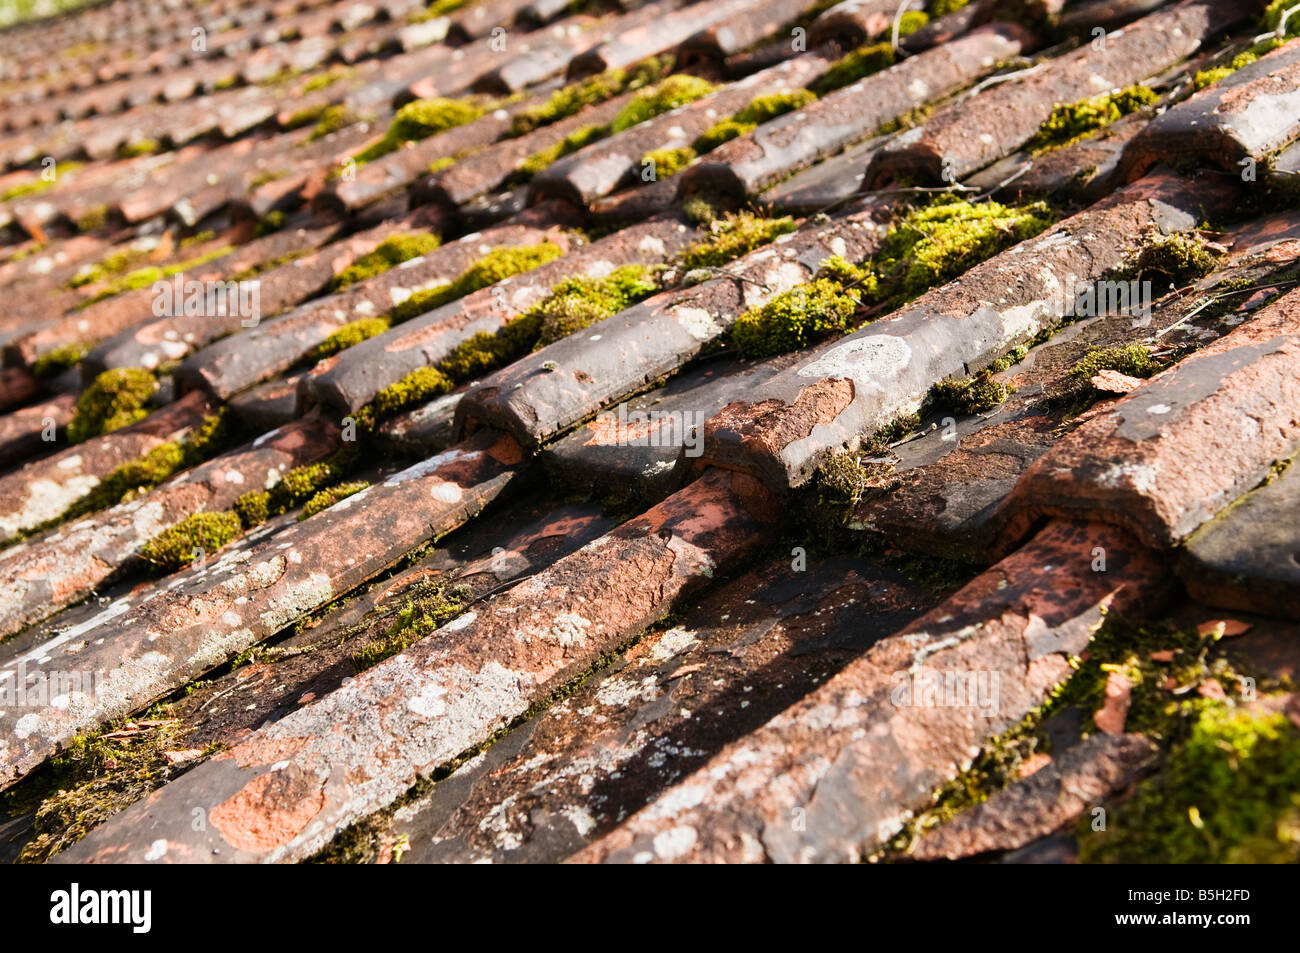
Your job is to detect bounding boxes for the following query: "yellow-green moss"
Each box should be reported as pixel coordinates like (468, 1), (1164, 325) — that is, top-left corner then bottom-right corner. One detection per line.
(1263, 0), (1300, 36)
(307, 316), (393, 362)
(309, 104), (359, 140)
(641, 145), (696, 177)
(331, 231), (442, 290)
(31, 342), (88, 379)
(76, 205), (108, 233)
(284, 102), (329, 130)
(609, 74), (717, 133)
(810, 41), (896, 96)
(1080, 705), (1300, 863)
(299, 480), (370, 520)
(730, 257), (869, 358)
(233, 447), (361, 530)
(527, 264), (659, 348)
(729, 198), (1052, 359)
(254, 210), (286, 237)
(1129, 232), (1222, 287)
(66, 245), (152, 289)
(509, 57), (671, 136)
(66, 368), (158, 444)
(78, 245), (235, 308)
(373, 263), (659, 421)
(59, 410), (232, 524)
(302, 66), (351, 93)
(117, 138), (162, 159)
(385, 241), (565, 323)
(928, 369), (1015, 415)
(679, 211), (798, 270)
(407, 0), (472, 23)
(355, 97), (484, 163)
(6, 705), (216, 863)
(233, 490), (270, 529)
(229, 247), (310, 282)
(815, 448), (897, 508)
(689, 89), (819, 156)
(692, 119), (751, 153)
(1071, 343), (1161, 382)
(369, 366), (453, 418)
(1026, 85), (1159, 153)
(1, 162), (83, 201)
(351, 580), (475, 671)
(139, 511), (242, 571)
(870, 196), (1053, 304)
(518, 123), (607, 178)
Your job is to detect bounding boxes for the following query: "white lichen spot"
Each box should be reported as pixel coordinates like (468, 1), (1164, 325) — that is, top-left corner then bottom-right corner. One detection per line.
(653, 825), (698, 861)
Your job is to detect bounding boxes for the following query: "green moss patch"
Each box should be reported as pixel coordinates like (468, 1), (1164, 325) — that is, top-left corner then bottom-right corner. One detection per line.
(309, 104), (359, 140)
(66, 368), (158, 444)
(928, 369), (1016, 416)
(815, 449), (897, 508)
(139, 511), (242, 571)
(731, 257), (869, 358)
(331, 232), (442, 290)
(679, 211), (797, 271)
(31, 342), (89, 379)
(233, 444), (359, 530)
(1080, 704), (1300, 863)
(1129, 232), (1222, 287)
(369, 366), (454, 420)
(610, 74), (717, 133)
(355, 97), (484, 164)
(1026, 85), (1158, 153)
(509, 57), (671, 136)
(518, 123), (609, 179)
(641, 145), (696, 177)
(307, 316), (393, 363)
(299, 480), (370, 520)
(1043, 342), (1162, 411)
(369, 263), (659, 422)
(441, 263), (659, 378)
(66, 245), (153, 289)
(78, 245), (235, 308)
(5, 707), (216, 863)
(1, 162), (83, 201)
(75, 205), (109, 233)
(650, 89), (819, 174)
(728, 198), (1052, 359)
(871, 196), (1053, 305)
(1072, 343), (1161, 382)
(351, 579), (475, 671)
(879, 616), (1261, 860)
(48, 410), (234, 533)
(117, 138), (162, 159)
(811, 42), (897, 96)
(1192, 35), (1284, 91)
(386, 241), (565, 324)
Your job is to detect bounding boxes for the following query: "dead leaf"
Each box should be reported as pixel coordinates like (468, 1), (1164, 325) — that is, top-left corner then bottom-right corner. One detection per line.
(163, 748), (204, 765)
(1094, 671), (1132, 736)
(1016, 753), (1052, 779)
(1197, 619), (1253, 639)
(1091, 369), (1144, 395)
(1198, 678), (1227, 701)
(1265, 240), (1300, 264)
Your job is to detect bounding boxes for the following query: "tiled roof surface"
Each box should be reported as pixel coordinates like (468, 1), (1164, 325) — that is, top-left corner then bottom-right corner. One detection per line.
(0, 0), (1297, 865)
